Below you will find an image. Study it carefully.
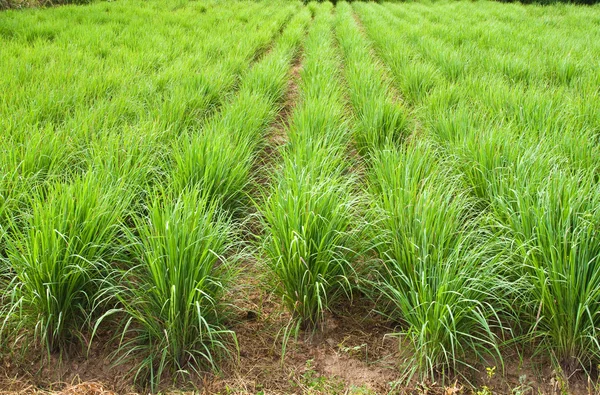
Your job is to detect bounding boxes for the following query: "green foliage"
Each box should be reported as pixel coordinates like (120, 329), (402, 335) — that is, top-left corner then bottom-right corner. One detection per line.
(355, 0), (600, 381)
(96, 189), (237, 391)
(494, 170), (600, 371)
(90, 6), (310, 390)
(259, 2), (359, 332)
(334, 1), (409, 157)
(261, 164), (359, 329)
(366, 144), (504, 382)
(1, 0), (89, 11)
(2, 170), (133, 352)
(1, 0), (600, 391)
(171, 6), (310, 214)
(0, 0), (304, 388)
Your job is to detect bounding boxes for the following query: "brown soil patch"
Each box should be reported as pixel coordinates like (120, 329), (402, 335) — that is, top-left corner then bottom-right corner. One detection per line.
(0, 327), (136, 394)
(273, 52), (303, 146)
(202, 260), (402, 394)
(0, 380), (119, 395)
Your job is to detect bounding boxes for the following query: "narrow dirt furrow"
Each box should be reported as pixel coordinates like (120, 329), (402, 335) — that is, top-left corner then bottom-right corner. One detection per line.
(350, 7), (423, 143)
(250, 50), (304, 189)
(272, 53), (303, 148)
(203, 14), (313, 395)
(351, 11), (405, 109)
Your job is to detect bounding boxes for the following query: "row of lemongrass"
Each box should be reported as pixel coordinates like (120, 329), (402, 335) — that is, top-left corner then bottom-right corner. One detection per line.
(258, 2), (360, 342)
(336, 1), (504, 383)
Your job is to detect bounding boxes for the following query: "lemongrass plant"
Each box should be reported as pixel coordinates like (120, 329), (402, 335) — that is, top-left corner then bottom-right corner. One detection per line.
(94, 189), (237, 391)
(492, 168), (600, 373)
(366, 143), (505, 383)
(3, 170), (133, 353)
(260, 164), (360, 330)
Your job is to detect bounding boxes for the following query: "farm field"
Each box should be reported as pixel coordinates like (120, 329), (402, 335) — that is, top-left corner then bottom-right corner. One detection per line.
(1, 0), (600, 393)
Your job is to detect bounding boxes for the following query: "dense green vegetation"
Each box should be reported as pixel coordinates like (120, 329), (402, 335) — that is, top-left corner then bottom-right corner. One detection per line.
(1, 0), (600, 392)
(355, 0), (600, 380)
(260, 1), (358, 335)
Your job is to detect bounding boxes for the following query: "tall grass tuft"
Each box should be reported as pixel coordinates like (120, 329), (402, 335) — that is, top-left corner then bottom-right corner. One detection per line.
(260, 165), (359, 330)
(367, 143), (504, 382)
(0, 128), (79, 233)
(3, 170), (133, 353)
(172, 127), (257, 213)
(95, 189), (237, 391)
(493, 169), (600, 373)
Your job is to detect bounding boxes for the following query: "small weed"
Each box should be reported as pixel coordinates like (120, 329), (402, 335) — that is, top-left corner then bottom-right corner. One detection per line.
(512, 375), (533, 395)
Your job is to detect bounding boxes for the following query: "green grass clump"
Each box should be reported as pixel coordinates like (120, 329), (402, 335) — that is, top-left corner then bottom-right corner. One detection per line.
(346, 2), (506, 381)
(366, 144), (504, 382)
(0, 128), (79, 232)
(260, 2), (358, 332)
(261, 165), (359, 330)
(2, 170), (133, 353)
(96, 189), (236, 391)
(172, 101), (272, 212)
(493, 170), (600, 373)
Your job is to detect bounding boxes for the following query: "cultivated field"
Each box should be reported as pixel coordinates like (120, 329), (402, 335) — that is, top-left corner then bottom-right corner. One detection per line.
(1, 0), (600, 393)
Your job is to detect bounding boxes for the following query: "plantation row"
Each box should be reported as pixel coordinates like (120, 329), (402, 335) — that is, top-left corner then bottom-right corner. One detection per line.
(355, 0), (600, 377)
(2, 0), (600, 391)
